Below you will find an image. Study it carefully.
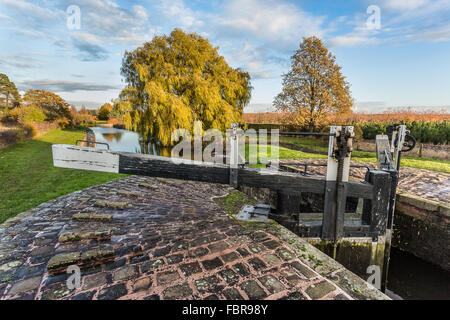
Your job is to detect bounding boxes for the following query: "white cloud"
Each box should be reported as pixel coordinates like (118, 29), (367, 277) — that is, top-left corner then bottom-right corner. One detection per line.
(217, 0), (325, 46)
(245, 103), (274, 113)
(0, 13), (11, 20)
(72, 0), (151, 43)
(250, 71), (277, 80)
(0, 0), (62, 22)
(8, 27), (49, 40)
(0, 53), (44, 69)
(0, 58), (36, 69)
(325, 14), (381, 48)
(354, 101), (388, 113)
(382, 0), (430, 11)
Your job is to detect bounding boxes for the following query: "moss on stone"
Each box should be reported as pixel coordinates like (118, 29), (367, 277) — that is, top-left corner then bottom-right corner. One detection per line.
(117, 190), (142, 198)
(94, 200), (129, 209)
(43, 285), (73, 300)
(138, 183), (159, 190)
(58, 229), (112, 243)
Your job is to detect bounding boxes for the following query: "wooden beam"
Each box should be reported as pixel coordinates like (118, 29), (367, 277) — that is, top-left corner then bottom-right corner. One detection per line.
(376, 134), (393, 170)
(362, 170), (392, 236)
(347, 182), (373, 199)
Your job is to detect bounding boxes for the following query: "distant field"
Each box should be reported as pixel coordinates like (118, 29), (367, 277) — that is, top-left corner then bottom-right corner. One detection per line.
(244, 110), (450, 145)
(1, 124), (448, 223)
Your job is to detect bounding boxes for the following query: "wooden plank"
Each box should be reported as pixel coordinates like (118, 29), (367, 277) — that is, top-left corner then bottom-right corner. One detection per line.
(362, 170), (391, 236)
(279, 163), (373, 199)
(119, 152), (230, 184)
(296, 225), (322, 238)
(52, 144), (372, 200)
(53, 144), (328, 192)
(276, 191), (301, 214)
(376, 134), (393, 170)
(52, 144), (119, 173)
(385, 169), (398, 229)
(347, 181), (373, 199)
(321, 181), (337, 241)
(335, 182), (348, 240)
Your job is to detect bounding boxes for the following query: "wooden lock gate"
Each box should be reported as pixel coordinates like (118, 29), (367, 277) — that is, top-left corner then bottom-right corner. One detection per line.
(51, 125), (411, 246)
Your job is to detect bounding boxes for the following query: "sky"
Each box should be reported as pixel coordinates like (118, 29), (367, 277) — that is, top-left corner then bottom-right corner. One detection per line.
(0, 0), (449, 113)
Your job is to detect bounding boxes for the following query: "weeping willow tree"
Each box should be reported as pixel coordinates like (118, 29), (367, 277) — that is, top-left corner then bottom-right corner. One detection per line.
(118, 29), (252, 146)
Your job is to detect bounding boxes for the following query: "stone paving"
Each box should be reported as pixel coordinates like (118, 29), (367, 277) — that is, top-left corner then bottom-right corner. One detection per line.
(0, 176), (356, 300)
(279, 159), (450, 204)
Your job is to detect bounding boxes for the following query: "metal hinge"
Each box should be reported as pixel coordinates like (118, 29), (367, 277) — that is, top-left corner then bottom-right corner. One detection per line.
(236, 204), (271, 222)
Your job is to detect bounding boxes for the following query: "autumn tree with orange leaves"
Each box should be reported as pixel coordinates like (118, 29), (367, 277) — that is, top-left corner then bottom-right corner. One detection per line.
(274, 36), (353, 131)
(118, 29), (252, 146)
(22, 89), (71, 121)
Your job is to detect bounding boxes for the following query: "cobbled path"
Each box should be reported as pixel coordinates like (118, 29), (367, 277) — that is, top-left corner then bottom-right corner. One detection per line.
(0, 176), (351, 300)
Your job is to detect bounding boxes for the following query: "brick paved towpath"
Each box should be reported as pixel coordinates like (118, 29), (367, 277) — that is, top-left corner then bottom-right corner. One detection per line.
(0, 176), (387, 300)
(279, 159), (449, 204)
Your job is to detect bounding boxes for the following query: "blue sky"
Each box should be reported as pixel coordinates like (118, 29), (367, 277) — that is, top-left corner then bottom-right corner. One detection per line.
(0, 0), (449, 112)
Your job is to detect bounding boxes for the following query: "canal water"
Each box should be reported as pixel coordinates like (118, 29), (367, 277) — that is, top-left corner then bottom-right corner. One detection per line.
(89, 127), (450, 300)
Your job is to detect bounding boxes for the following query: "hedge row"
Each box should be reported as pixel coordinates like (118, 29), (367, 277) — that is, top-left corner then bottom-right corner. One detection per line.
(359, 121), (449, 144)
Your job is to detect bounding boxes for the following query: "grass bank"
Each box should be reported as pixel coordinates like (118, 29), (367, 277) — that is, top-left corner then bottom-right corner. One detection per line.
(0, 128), (125, 223)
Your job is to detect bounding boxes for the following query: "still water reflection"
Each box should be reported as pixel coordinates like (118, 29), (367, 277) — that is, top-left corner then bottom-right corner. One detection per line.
(89, 127), (172, 157)
(386, 248), (450, 300)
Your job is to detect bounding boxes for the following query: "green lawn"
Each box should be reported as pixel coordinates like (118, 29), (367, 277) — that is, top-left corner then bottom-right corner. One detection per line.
(244, 144), (327, 162)
(0, 128), (125, 223)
